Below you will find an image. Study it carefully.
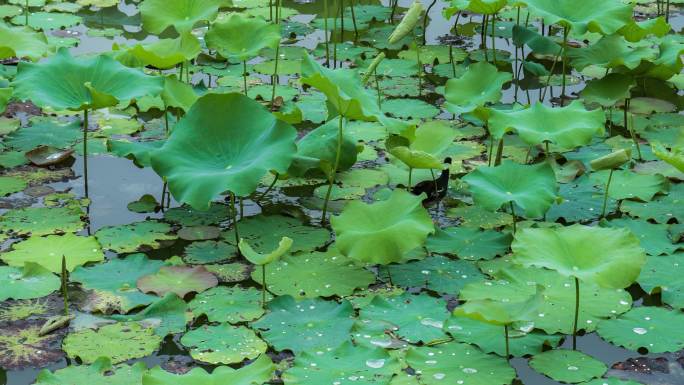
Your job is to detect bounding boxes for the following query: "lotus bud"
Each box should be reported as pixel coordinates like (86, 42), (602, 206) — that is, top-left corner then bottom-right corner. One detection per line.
(590, 148), (631, 171)
(361, 52), (386, 85)
(388, 1), (424, 44)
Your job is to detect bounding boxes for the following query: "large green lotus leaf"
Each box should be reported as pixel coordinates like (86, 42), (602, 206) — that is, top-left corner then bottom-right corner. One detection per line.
(180, 324), (266, 364)
(596, 306), (684, 353)
(107, 293), (188, 337)
(71, 254), (165, 313)
(378, 255), (484, 295)
(331, 189), (434, 265)
(546, 176), (619, 222)
(226, 215), (330, 254)
(13, 48), (163, 111)
(448, 0), (508, 14)
(445, 315), (562, 357)
(116, 34), (201, 69)
(0, 206), (84, 236)
(184, 240), (236, 264)
(521, 0), (633, 35)
(164, 203), (230, 226)
(603, 218), (677, 256)
(463, 160), (558, 218)
(107, 139), (164, 168)
(405, 342), (515, 385)
(139, 0), (222, 34)
(426, 227), (512, 260)
(206, 12), (280, 62)
(645, 34), (684, 80)
(444, 62), (511, 115)
(446, 204), (513, 229)
(619, 16), (670, 43)
(581, 73), (635, 107)
(381, 98), (440, 120)
(0, 263), (59, 301)
(488, 101), (605, 147)
(1, 233), (104, 273)
(35, 357), (146, 385)
(288, 117), (359, 178)
(620, 183), (683, 223)
(568, 34), (657, 71)
(5, 118), (81, 151)
(589, 169), (669, 202)
(150, 93), (297, 208)
(638, 252), (684, 309)
(301, 53), (381, 121)
(252, 249), (375, 298)
(12, 12), (82, 30)
(512, 224), (646, 288)
(63, 322), (161, 364)
(529, 349), (607, 383)
(252, 295), (354, 353)
(359, 292), (449, 344)
(137, 265), (218, 297)
(188, 286), (264, 324)
(0, 24), (49, 61)
(0, 87), (11, 114)
(283, 341), (400, 385)
(511, 25), (562, 55)
(0, 321), (64, 370)
(95, 221), (176, 253)
(143, 355), (274, 385)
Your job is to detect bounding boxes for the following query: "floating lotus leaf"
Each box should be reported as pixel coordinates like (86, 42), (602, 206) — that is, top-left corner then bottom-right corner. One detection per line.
(143, 355), (274, 385)
(489, 101), (605, 147)
(13, 48), (163, 111)
(405, 341), (516, 385)
(62, 322), (161, 364)
(463, 161), (558, 218)
(150, 93), (297, 208)
(108, 293), (188, 337)
(0, 24), (49, 61)
(511, 24), (561, 55)
(597, 306), (684, 353)
(521, 0), (633, 35)
(603, 218), (677, 256)
(178, 226), (220, 241)
(444, 62), (511, 115)
(205, 262), (251, 283)
(189, 286), (265, 324)
(426, 227), (512, 260)
(546, 176), (618, 222)
(0, 321), (64, 370)
(164, 203), (230, 226)
(568, 34), (657, 71)
(137, 265), (217, 297)
(0, 175), (26, 196)
(387, 121), (457, 170)
(445, 315), (562, 357)
(12, 12), (82, 30)
(0, 206), (83, 236)
(378, 255), (484, 295)
(35, 357), (146, 385)
(359, 292), (449, 344)
(1, 233), (104, 273)
(180, 324), (266, 364)
(283, 342), (400, 385)
(252, 295), (355, 353)
(127, 194), (159, 213)
(5, 118), (81, 151)
(331, 189), (434, 265)
(638, 252), (684, 309)
(381, 98), (440, 120)
(0, 263), (59, 301)
(620, 183), (683, 223)
(206, 12), (280, 62)
(251, 249), (375, 298)
(95, 221), (176, 253)
(184, 240), (236, 264)
(529, 349), (607, 383)
(139, 0), (222, 34)
(590, 170), (669, 202)
(227, 215), (329, 254)
(512, 224), (646, 288)
(581, 73), (635, 107)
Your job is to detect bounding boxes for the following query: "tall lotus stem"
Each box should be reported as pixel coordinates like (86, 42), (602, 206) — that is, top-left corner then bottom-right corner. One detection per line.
(415, 37), (422, 96)
(83, 109), (89, 198)
(561, 27), (569, 97)
(504, 324), (510, 361)
(61, 255), (69, 316)
(422, 0), (437, 45)
(572, 277), (580, 350)
(242, 61), (248, 96)
(324, 0), (330, 66)
(494, 137), (504, 166)
(25, 0), (29, 25)
(340, 0), (345, 44)
(269, 0), (273, 20)
(332, 0), (339, 68)
(374, 69), (382, 107)
(230, 192), (240, 247)
(481, 15), (489, 62)
(408, 167), (413, 190)
(256, 172), (279, 204)
(390, 0), (398, 24)
(600, 169), (614, 219)
(362, 52), (385, 107)
(540, 45), (563, 102)
(491, 13), (497, 65)
(666, 0), (671, 22)
(350, 0), (358, 41)
(321, 115), (344, 225)
(271, 0), (281, 108)
(624, 98), (642, 161)
(509, 201), (516, 233)
(261, 265), (267, 308)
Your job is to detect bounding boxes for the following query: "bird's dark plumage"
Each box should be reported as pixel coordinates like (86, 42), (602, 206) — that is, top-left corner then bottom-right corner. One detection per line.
(411, 157), (452, 205)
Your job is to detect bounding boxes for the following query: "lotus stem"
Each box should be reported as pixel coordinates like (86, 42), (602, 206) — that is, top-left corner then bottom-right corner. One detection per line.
(487, 135), (494, 166)
(481, 15), (489, 62)
(269, 0), (273, 20)
(321, 115), (344, 226)
(261, 265), (267, 309)
(624, 98), (642, 161)
(545, 141), (550, 159)
(340, 0), (345, 44)
(374, 68), (382, 107)
(179, 62), (184, 82)
(666, 0), (671, 22)
(491, 13), (497, 65)
(324, 0), (330, 67)
(561, 27), (569, 98)
(504, 324), (510, 361)
(449, 45), (456, 77)
(540, 45), (563, 102)
(230, 192), (240, 247)
(390, 0), (398, 24)
(271, 41), (281, 107)
(61, 255), (69, 316)
(333, 0), (339, 68)
(414, 36), (422, 97)
(25, 0), (30, 25)
(257, 173), (279, 203)
(385, 265), (394, 285)
(494, 138), (504, 166)
(600, 168), (614, 219)
(572, 277), (580, 350)
(509, 201), (516, 234)
(422, 0), (437, 46)
(350, 0), (358, 41)
(160, 182), (167, 212)
(83, 109), (89, 198)
(242, 61), (248, 96)
(430, 169), (438, 193)
(408, 167), (413, 190)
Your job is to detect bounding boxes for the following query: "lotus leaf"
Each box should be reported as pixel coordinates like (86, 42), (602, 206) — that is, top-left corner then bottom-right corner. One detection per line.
(603, 218), (677, 256)
(13, 48), (163, 111)
(512, 24), (562, 55)
(137, 266), (217, 297)
(547, 176), (619, 222)
(107, 139), (164, 168)
(116, 34), (201, 69)
(581, 73), (635, 108)
(0, 321), (64, 370)
(567, 34), (657, 71)
(180, 324), (266, 364)
(62, 322), (161, 364)
(178, 226), (220, 241)
(0, 263), (59, 301)
(252, 295), (354, 353)
(164, 203), (230, 226)
(150, 93), (297, 208)
(331, 189), (434, 265)
(0, 175), (27, 196)
(621, 183), (683, 223)
(448, 0), (508, 15)
(0, 24), (49, 61)
(590, 169), (668, 201)
(189, 286), (265, 324)
(5, 118), (81, 151)
(1, 233), (103, 273)
(35, 357), (146, 385)
(597, 306), (684, 353)
(206, 12), (280, 62)
(426, 227), (512, 260)
(405, 341), (516, 385)
(227, 214), (329, 253)
(444, 62), (511, 115)
(13, 12), (82, 30)
(638, 252), (684, 309)
(95, 221), (176, 253)
(529, 349), (607, 383)
(521, 0), (633, 35)
(143, 355), (274, 385)
(652, 142), (684, 172)
(381, 98), (440, 120)
(378, 255), (484, 294)
(0, 206), (83, 236)
(184, 240), (236, 264)
(619, 16), (670, 42)
(139, 0), (222, 34)
(489, 101), (605, 147)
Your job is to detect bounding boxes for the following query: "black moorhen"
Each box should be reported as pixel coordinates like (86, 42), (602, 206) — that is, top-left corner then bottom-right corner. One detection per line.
(411, 157), (452, 205)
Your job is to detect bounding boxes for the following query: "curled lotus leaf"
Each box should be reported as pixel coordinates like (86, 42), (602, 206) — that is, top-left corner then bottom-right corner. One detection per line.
(444, 61), (511, 115)
(0, 24), (49, 61)
(239, 236), (293, 266)
(206, 12), (281, 62)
